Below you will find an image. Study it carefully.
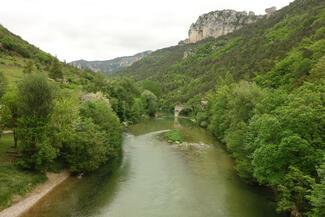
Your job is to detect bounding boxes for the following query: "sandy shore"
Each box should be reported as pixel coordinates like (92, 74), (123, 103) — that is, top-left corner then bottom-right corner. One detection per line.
(0, 170), (70, 217)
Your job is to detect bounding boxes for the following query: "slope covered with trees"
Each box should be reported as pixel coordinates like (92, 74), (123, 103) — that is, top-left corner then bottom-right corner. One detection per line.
(0, 24), (158, 209)
(120, 0), (325, 108)
(119, 0), (325, 216)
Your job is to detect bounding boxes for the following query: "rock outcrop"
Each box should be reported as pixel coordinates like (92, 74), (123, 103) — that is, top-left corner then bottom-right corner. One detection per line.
(182, 10), (264, 44)
(265, 7), (277, 18)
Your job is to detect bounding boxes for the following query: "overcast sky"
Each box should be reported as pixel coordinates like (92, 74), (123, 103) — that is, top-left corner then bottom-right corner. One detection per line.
(1, 0), (292, 61)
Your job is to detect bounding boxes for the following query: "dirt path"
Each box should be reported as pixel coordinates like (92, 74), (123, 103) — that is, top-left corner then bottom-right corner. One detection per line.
(0, 170), (70, 217)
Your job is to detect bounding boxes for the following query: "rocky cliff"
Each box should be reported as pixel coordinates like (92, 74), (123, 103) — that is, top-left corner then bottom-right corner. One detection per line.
(70, 51), (152, 74)
(182, 10), (264, 44)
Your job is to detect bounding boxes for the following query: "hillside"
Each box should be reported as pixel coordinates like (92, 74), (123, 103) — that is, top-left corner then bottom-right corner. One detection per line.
(0, 23), (155, 211)
(119, 0), (325, 108)
(70, 50), (152, 74)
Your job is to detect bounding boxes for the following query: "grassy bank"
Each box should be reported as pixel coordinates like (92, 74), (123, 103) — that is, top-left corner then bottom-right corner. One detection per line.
(0, 134), (46, 210)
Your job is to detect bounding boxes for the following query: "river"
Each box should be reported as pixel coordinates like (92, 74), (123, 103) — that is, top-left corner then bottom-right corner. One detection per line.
(23, 117), (281, 217)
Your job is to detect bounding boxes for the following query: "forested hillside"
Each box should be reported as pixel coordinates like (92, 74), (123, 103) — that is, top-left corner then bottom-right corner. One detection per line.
(0, 24), (158, 210)
(120, 0), (325, 108)
(120, 0), (325, 216)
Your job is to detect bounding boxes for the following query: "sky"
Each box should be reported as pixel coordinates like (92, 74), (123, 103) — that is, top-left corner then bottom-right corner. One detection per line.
(0, 0), (293, 62)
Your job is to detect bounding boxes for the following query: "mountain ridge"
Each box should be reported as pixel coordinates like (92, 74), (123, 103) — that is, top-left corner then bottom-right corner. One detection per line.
(70, 50), (152, 74)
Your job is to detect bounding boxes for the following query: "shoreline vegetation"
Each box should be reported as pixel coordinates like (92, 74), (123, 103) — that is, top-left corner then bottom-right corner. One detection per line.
(0, 171), (69, 217)
(0, 29), (160, 211)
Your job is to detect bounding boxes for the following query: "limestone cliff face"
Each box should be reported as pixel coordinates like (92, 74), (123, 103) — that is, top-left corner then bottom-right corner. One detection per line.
(185, 10), (263, 44)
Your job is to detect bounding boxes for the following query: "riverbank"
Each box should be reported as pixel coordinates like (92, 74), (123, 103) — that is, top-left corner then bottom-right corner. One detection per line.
(0, 170), (69, 217)
(0, 133), (47, 211)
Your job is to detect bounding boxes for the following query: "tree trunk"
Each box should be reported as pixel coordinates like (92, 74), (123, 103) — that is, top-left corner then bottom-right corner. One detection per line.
(13, 129), (17, 148)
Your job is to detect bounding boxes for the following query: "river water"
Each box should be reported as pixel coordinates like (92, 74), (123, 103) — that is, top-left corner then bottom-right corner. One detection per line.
(24, 118), (281, 217)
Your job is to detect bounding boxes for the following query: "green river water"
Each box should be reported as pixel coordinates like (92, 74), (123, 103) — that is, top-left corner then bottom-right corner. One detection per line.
(23, 118), (281, 217)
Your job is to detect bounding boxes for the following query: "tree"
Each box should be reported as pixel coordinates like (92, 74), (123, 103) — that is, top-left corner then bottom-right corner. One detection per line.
(65, 99), (122, 173)
(65, 118), (108, 173)
(49, 58), (63, 81)
(142, 80), (162, 97)
(105, 78), (140, 122)
(47, 93), (80, 151)
(308, 157), (325, 217)
(277, 167), (314, 217)
(80, 100), (122, 149)
(16, 74), (56, 171)
(130, 98), (145, 123)
(141, 90), (158, 117)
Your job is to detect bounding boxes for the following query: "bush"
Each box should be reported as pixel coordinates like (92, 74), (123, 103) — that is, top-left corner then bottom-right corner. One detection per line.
(164, 130), (183, 143)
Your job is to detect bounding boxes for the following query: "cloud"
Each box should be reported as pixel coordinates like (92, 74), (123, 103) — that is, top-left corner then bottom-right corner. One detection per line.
(0, 0), (292, 61)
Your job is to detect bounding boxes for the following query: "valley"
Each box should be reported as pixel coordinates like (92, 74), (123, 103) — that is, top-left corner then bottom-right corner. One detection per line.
(0, 0), (324, 217)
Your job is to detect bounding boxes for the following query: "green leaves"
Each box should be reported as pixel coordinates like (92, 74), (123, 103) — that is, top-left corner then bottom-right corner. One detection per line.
(49, 58), (63, 81)
(277, 166), (314, 214)
(0, 71), (6, 99)
(18, 74), (53, 118)
(65, 98), (122, 173)
(206, 77), (324, 215)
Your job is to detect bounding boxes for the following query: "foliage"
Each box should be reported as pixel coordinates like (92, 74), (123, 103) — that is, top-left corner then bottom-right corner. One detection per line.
(65, 99), (122, 173)
(18, 74), (53, 118)
(0, 133), (46, 210)
(0, 24), (52, 63)
(119, 0), (325, 108)
(308, 157), (325, 217)
(164, 130), (183, 143)
(142, 80), (162, 97)
(1, 89), (19, 147)
(0, 71), (6, 99)
(49, 58), (63, 81)
(104, 78), (143, 122)
(206, 80), (324, 215)
(0, 164), (46, 210)
(47, 92), (80, 151)
(16, 74), (56, 171)
(141, 90), (158, 117)
(65, 118), (109, 173)
(276, 166), (314, 215)
(22, 60), (35, 74)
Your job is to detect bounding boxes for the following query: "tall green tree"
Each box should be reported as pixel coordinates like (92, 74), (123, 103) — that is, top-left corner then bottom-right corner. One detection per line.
(277, 167), (314, 217)
(65, 99), (122, 173)
(49, 58), (63, 81)
(16, 74), (56, 171)
(141, 90), (158, 117)
(308, 157), (325, 217)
